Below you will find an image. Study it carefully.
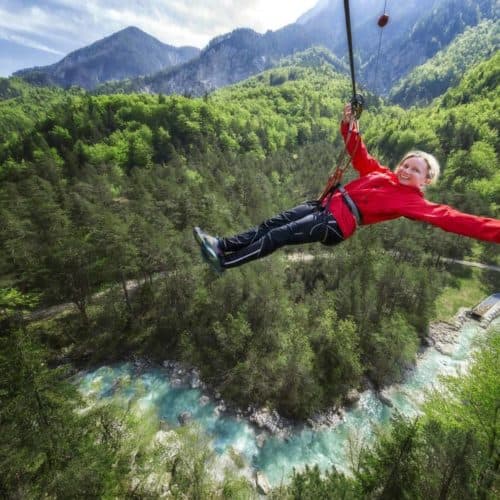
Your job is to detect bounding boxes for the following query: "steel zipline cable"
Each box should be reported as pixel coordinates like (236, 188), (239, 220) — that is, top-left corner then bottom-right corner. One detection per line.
(318, 0), (365, 202)
(343, 0), (357, 98)
(373, 0), (389, 93)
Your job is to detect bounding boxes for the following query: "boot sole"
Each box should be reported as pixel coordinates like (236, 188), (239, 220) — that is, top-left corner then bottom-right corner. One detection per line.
(194, 227), (224, 274)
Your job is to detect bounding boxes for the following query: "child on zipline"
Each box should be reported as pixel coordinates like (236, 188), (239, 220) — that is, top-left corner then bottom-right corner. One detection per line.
(194, 103), (500, 272)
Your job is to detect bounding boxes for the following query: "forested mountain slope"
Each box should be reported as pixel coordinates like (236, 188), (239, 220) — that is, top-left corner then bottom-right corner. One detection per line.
(1, 45), (499, 499)
(17, 0), (496, 100)
(361, 0), (497, 94)
(390, 20), (499, 107)
(1, 50), (498, 414)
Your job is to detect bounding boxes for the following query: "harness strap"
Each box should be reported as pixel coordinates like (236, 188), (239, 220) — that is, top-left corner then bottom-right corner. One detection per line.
(337, 184), (362, 226)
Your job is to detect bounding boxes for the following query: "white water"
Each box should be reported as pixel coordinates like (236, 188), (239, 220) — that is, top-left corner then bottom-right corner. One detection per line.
(77, 318), (498, 486)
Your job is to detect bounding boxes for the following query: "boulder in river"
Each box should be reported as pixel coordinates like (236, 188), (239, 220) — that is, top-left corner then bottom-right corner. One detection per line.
(255, 471), (272, 495)
(345, 388), (360, 405)
(378, 390), (393, 408)
(422, 335), (435, 347)
(256, 432), (267, 448)
(199, 395), (210, 406)
(177, 411), (192, 425)
(435, 342), (455, 356)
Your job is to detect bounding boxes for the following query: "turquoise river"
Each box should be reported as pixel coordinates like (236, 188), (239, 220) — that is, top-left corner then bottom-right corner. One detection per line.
(77, 317), (499, 486)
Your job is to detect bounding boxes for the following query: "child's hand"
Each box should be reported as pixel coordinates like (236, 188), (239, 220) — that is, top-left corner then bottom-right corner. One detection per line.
(342, 103), (352, 123)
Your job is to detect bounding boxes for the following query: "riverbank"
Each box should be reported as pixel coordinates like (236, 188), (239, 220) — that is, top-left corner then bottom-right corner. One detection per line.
(99, 304), (486, 444)
(78, 313), (499, 490)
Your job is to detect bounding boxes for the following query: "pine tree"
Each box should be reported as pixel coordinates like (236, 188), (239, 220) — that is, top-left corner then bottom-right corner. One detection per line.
(0, 290), (115, 497)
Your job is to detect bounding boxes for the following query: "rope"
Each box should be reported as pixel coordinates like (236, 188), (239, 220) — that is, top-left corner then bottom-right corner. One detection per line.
(318, 0), (363, 202)
(318, 124), (360, 203)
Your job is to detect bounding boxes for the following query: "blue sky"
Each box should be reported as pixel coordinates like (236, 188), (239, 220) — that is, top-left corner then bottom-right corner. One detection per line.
(0, 0), (318, 76)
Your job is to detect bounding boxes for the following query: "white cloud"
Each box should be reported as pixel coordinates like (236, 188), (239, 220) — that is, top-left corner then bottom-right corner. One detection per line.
(0, 30), (65, 54)
(1, 0), (319, 54)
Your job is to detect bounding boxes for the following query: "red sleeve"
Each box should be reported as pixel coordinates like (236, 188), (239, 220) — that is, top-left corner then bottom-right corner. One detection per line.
(401, 196), (500, 243)
(340, 121), (389, 177)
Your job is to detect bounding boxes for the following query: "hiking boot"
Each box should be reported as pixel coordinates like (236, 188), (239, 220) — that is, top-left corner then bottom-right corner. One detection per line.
(193, 227), (225, 274)
(193, 227), (222, 253)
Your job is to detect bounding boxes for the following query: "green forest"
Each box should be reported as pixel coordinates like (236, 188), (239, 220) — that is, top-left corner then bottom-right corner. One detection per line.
(390, 19), (499, 106)
(0, 47), (499, 497)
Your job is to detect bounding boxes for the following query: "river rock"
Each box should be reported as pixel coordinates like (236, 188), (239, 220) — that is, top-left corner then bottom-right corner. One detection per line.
(256, 432), (267, 448)
(249, 407), (280, 434)
(216, 401), (227, 413)
(199, 395), (210, 406)
(428, 321), (459, 344)
(435, 342), (455, 356)
(249, 407), (271, 428)
(177, 411), (192, 425)
(255, 471), (272, 495)
(345, 388), (360, 405)
(189, 371), (201, 389)
(455, 307), (470, 326)
(308, 406), (344, 430)
(378, 390), (393, 407)
(422, 335), (435, 347)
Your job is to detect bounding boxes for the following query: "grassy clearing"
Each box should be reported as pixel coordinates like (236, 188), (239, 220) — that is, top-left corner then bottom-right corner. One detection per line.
(433, 266), (488, 321)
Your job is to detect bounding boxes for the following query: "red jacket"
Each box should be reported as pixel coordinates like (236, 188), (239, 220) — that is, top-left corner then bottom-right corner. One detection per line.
(325, 122), (500, 243)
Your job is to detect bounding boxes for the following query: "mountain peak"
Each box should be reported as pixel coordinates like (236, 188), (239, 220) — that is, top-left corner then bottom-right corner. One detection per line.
(14, 26), (200, 89)
(99, 26), (170, 47)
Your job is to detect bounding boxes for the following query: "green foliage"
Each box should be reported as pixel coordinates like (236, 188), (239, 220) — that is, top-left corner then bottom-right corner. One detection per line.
(441, 50), (500, 107)
(0, 48), (497, 499)
(356, 415), (422, 499)
(0, 287), (38, 315)
(0, 301), (116, 497)
(423, 330), (500, 489)
(365, 314), (419, 386)
(0, 54), (495, 415)
(390, 20), (500, 106)
(302, 327), (500, 499)
(287, 465), (359, 499)
(0, 31), (498, 498)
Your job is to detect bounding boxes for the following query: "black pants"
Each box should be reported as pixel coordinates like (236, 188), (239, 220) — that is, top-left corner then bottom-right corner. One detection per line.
(220, 201), (344, 269)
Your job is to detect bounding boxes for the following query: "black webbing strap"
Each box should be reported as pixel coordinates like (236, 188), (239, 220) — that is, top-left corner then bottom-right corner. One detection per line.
(337, 184), (362, 226)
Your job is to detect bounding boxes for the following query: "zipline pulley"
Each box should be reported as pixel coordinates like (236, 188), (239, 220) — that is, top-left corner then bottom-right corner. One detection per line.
(350, 94), (365, 120)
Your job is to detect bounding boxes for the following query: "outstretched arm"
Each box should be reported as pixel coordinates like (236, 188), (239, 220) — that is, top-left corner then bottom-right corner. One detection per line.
(402, 197), (500, 243)
(341, 103), (388, 177)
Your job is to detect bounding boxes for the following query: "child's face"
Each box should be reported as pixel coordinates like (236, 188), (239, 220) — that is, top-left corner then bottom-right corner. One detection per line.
(395, 156), (430, 189)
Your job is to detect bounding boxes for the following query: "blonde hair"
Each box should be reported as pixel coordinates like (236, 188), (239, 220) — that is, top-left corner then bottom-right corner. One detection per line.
(399, 150), (440, 185)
